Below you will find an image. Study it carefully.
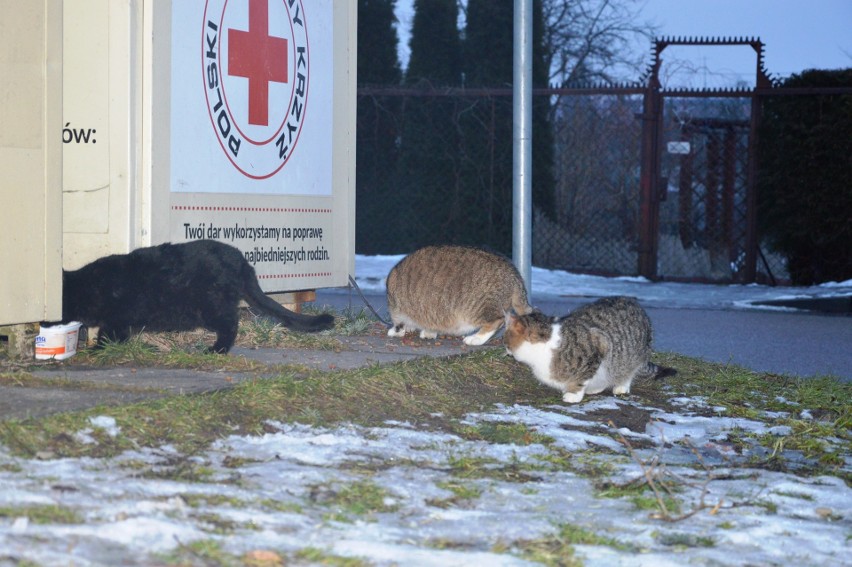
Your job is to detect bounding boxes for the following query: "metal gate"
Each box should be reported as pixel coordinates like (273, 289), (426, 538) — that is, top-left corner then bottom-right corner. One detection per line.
(355, 37), (849, 283)
(637, 37), (771, 283)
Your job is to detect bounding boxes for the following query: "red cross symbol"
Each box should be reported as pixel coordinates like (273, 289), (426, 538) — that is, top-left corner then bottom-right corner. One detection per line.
(228, 0), (288, 126)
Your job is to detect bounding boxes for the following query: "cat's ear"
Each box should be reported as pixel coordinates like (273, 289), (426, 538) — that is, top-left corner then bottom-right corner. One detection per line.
(531, 307), (548, 319)
(504, 310), (515, 325)
(504, 310), (523, 331)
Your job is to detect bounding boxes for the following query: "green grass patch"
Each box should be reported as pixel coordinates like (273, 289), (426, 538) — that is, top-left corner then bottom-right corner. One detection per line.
(72, 335), (272, 372)
(427, 480), (484, 508)
(655, 531), (716, 548)
(178, 493), (248, 508)
(0, 462), (23, 473)
(0, 504), (82, 525)
(770, 490), (814, 501)
(647, 353), (851, 481)
(259, 498), (303, 514)
(456, 421), (555, 446)
(446, 451), (547, 483)
(44, 306), (364, 369)
(141, 460), (218, 483)
(315, 479), (397, 522)
(516, 522), (633, 566)
(0, 346), (848, 486)
(157, 539), (235, 566)
(653, 353), (850, 421)
(191, 511), (257, 534)
(160, 538), (289, 566)
(596, 480), (682, 514)
(0, 349), (548, 459)
(294, 547), (369, 567)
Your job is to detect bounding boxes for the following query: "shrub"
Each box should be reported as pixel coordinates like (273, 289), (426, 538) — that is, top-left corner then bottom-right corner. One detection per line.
(757, 69), (852, 285)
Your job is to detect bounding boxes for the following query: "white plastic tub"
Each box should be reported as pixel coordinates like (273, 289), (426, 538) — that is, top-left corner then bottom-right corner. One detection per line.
(35, 322), (83, 360)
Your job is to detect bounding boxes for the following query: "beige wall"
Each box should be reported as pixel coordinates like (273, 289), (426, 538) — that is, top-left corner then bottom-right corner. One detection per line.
(0, 1), (63, 325)
(62, 0), (142, 269)
(0, 1), (356, 329)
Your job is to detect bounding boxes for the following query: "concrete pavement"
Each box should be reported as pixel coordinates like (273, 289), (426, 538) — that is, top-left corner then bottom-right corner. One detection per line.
(316, 288), (852, 380)
(1, 286), (848, 422)
(1, 333), (490, 421)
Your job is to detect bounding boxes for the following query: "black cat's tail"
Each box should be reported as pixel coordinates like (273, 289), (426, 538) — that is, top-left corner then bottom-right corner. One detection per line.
(638, 361), (677, 381)
(241, 265), (335, 333)
(653, 364), (678, 380)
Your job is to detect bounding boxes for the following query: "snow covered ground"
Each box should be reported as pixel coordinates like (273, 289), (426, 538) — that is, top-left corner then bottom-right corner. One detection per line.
(1, 396), (849, 566)
(353, 254), (852, 312)
(1, 256), (849, 566)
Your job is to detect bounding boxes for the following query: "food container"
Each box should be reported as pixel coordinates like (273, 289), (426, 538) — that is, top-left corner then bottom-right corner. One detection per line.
(35, 322), (83, 360)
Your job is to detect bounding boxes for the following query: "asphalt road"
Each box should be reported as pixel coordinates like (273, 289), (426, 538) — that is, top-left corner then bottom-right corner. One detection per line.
(316, 288), (852, 381)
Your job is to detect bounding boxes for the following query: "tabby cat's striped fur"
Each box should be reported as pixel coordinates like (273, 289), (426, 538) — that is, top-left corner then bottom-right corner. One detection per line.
(504, 296), (675, 403)
(386, 245), (533, 345)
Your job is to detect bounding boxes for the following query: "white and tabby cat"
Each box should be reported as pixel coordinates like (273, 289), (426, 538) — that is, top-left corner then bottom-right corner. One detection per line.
(504, 296), (675, 403)
(386, 245), (533, 345)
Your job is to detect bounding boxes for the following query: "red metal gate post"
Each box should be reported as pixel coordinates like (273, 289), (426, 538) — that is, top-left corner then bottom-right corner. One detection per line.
(722, 126), (737, 273)
(743, 94), (762, 282)
(638, 58), (663, 279)
(743, 40), (772, 283)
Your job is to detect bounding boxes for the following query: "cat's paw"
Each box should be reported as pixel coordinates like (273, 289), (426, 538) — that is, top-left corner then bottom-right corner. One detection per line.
(388, 325), (405, 337)
(464, 333), (491, 346)
(612, 384), (631, 396)
(420, 330), (438, 340)
(562, 391), (585, 404)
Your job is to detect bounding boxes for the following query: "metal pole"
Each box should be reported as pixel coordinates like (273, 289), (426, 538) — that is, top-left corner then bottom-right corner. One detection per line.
(513, 0), (532, 291)
(638, 59), (662, 279)
(743, 91), (762, 283)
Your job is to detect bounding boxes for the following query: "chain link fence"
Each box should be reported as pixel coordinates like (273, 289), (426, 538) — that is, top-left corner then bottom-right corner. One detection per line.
(535, 93), (643, 276)
(656, 96), (788, 283)
(356, 86), (817, 283)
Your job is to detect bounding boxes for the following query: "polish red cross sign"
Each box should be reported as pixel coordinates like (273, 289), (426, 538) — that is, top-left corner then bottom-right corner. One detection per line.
(228, 0), (287, 126)
(202, 0), (309, 179)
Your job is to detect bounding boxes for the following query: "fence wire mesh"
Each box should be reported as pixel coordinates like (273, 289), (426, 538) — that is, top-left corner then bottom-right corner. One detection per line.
(657, 97), (777, 282)
(356, 87), (826, 284)
(535, 94), (643, 276)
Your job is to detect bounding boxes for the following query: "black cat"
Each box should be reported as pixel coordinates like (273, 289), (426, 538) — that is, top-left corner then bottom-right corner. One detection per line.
(58, 240), (335, 353)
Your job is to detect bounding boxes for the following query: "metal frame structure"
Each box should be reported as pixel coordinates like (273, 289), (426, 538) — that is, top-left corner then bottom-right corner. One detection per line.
(637, 36), (772, 281)
(356, 37), (852, 283)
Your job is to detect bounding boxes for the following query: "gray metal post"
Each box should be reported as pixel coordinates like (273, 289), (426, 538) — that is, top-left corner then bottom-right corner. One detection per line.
(513, 0), (533, 291)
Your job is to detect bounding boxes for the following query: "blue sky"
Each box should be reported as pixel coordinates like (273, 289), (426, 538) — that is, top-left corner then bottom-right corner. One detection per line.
(640, 0), (851, 86)
(394, 0), (851, 87)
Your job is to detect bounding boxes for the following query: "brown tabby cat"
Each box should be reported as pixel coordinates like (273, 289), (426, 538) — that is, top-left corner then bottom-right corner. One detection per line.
(386, 245), (533, 345)
(504, 296), (675, 403)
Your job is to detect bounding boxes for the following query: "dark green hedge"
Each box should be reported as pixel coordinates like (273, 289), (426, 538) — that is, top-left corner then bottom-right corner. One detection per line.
(757, 69), (852, 285)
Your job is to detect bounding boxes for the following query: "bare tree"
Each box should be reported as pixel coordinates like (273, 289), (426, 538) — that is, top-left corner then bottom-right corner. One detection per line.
(542, 0), (657, 85)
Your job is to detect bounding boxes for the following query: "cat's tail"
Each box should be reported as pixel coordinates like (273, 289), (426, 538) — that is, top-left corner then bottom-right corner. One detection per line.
(639, 361), (677, 381)
(241, 266), (335, 333)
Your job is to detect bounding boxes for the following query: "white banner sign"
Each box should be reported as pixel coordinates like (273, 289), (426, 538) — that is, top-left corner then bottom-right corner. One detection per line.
(170, 0), (333, 193)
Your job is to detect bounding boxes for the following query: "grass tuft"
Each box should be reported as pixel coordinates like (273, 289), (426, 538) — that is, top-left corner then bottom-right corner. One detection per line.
(0, 504), (82, 525)
(0, 342), (848, 487)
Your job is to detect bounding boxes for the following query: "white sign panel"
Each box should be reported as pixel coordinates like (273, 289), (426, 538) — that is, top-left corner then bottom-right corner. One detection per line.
(158, 0), (353, 293)
(667, 141), (691, 155)
(170, 0), (333, 193)
(169, 201), (336, 287)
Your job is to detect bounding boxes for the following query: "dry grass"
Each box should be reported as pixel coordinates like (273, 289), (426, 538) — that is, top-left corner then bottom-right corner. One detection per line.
(0, 348), (553, 459)
(1, 311), (848, 486)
